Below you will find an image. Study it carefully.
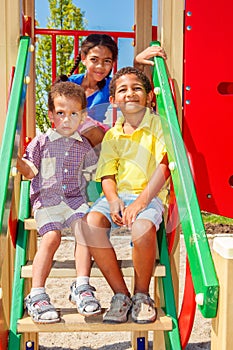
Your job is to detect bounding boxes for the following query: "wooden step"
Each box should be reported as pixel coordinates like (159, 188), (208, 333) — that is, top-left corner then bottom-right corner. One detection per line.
(25, 218), (36, 230)
(17, 307), (172, 333)
(21, 259), (166, 278)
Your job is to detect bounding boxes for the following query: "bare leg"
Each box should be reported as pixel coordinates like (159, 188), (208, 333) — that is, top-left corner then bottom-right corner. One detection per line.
(74, 243), (92, 276)
(131, 219), (156, 294)
(32, 230), (61, 288)
(25, 230), (61, 322)
(72, 220), (92, 276)
(81, 212), (130, 296)
(71, 220), (101, 315)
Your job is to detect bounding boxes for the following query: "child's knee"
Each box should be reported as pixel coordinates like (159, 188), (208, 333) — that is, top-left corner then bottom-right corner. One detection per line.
(86, 211), (110, 229)
(42, 230), (61, 250)
(131, 219), (155, 242)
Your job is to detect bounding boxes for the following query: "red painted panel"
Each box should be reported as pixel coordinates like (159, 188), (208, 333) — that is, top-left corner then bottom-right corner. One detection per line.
(0, 299), (8, 350)
(183, 1), (233, 218)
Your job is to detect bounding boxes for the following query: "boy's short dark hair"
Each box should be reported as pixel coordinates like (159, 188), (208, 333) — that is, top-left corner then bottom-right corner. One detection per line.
(109, 66), (152, 97)
(48, 81), (87, 111)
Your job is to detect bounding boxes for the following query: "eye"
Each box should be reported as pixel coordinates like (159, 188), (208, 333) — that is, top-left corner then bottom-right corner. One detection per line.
(71, 112), (79, 118)
(134, 86), (143, 91)
(90, 57), (97, 63)
(105, 59), (113, 65)
(117, 88), (127, 93)
(56, 111), (64, 117)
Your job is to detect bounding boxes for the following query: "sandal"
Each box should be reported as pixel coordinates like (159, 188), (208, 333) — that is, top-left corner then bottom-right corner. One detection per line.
(25, 293), (60, 324)
(103, 293), (132, 323)
(69, 282), (101, 316)
(131, 293), (157, 324)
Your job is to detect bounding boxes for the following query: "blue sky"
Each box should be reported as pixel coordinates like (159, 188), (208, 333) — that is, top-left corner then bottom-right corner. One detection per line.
(35, 0), (158, 68)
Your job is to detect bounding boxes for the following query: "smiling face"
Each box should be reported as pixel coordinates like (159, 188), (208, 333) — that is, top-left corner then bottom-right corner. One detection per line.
(48, 95), (83, 137)
(81, 45), (114, 82)
(110, 73), (153, 116)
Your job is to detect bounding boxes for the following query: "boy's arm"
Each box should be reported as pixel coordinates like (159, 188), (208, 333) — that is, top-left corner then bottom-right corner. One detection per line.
(16, 156), (36, 179)
(102, 175), (125, 226)
(122, 154), (170, 228)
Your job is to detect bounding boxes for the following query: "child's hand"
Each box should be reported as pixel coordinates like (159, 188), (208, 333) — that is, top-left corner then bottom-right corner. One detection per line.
(122, 201), (145, 230)
(109, 198), (125, 226)
(134, 46), (167, 68)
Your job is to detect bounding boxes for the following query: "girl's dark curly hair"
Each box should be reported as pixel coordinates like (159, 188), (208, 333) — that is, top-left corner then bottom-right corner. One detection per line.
(56, 34), (118, 90)
(109, 66), (152, 97)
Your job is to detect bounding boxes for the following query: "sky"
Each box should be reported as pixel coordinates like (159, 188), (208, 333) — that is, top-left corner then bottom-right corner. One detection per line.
(35, 0), (158, 68)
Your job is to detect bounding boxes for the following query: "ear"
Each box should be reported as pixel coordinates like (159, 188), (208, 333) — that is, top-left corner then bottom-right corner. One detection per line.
(48, 111), (54, 122)
(147, 90), (154, 105)
(81, 110), (87, 123)
(109, 96), (118, 108)
(81, 52), (86, 64)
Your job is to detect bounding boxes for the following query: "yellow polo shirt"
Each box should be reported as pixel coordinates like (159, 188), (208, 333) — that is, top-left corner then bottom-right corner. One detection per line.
(96, 109), (167, 202)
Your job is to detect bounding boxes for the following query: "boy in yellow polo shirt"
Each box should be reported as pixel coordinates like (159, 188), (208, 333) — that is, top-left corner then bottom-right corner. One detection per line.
(79, 66), (170, 324)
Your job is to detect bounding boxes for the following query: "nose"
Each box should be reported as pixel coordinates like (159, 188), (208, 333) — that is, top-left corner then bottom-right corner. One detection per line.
(126, 88), (135, 97)
(63, 115), (70, 122)
(96, 60), (105, 68)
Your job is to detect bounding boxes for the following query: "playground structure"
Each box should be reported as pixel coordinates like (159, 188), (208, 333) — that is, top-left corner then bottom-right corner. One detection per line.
(0, 0), (233, 349)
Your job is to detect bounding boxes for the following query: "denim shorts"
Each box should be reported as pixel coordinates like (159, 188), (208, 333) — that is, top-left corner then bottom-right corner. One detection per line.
(89, 193), (164, 230)
(34, 201), (89, 235)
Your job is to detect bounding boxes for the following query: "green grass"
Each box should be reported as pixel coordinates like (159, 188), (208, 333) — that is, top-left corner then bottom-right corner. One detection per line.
(201, 211), (233, 225)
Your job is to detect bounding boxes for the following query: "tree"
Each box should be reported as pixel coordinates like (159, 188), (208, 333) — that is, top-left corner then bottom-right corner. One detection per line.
(35, 0), (86, 132)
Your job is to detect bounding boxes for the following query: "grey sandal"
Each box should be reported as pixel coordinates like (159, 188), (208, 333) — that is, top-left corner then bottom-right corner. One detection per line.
(25, 292), (60, 324)
(69, 282), (101, 316)
(103, 293), (132, 323)
(131, 293), (157, 324)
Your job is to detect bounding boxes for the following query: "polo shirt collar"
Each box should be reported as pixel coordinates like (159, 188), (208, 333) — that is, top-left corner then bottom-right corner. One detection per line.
(115, 108), (153, 132)
(46, 128), (83, 142)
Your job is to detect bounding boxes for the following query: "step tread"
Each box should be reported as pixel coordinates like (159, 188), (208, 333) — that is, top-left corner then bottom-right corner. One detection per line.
(21, 259), (165, 278)
(25, 217), (37, 230)
(17, 307), (172, 333)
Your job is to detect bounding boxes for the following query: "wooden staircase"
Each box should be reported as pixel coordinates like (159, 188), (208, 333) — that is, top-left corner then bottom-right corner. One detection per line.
(8, 180), (181, 350)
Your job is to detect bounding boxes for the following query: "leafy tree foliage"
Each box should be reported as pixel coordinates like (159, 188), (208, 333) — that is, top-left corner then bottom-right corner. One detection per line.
(35, 0), (86, 132)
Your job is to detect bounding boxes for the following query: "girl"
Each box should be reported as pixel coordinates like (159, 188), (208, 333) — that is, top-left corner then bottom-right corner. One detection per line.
(57, 34), (118, 147)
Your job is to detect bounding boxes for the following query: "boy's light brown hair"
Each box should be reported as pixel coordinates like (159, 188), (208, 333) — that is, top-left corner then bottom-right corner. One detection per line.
(48, 81), (87, 111)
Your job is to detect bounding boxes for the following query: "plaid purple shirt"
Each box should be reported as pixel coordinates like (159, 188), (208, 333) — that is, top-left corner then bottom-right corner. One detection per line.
(23, 129), (97, 210)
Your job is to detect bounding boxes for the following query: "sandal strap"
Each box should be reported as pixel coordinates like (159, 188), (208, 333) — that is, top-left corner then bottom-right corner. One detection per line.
(25, 293), (58, 320)
(79, 296), (101, 311)
(72, 283), (96, 296)
(132, 293), (155, 307)
(28, 292), (51, 304)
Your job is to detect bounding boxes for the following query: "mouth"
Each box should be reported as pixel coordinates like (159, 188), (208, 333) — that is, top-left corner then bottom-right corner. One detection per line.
(62, 126), (72, 130)
(125, 100), (139, 105)
(95, 71), (105, 78)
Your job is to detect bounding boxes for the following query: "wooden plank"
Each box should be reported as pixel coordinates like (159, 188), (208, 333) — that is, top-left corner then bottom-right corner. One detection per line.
(17, 307), (172, 333)
(24, 218), (36, 230)
(21, 259), (166, 278)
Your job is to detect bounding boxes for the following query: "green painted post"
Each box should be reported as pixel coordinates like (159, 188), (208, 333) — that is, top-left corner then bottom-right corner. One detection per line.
(8, 180), (30, 350)
(0, 36), (31, 235)
(157, 221), (182, 350)
(151, 41), (219, 318)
